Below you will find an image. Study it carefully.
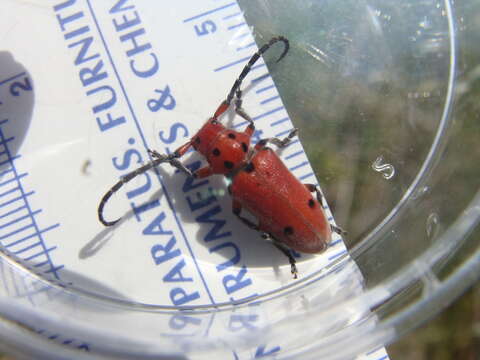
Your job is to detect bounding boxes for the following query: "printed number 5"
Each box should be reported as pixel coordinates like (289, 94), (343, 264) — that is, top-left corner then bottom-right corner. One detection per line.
(194, 20), (217, 36)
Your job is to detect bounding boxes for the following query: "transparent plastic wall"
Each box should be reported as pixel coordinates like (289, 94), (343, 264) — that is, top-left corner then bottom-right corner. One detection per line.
(0, 1), (479, 359)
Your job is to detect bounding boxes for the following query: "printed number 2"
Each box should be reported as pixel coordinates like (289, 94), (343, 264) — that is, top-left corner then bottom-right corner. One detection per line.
(10, 77), (32, 96)
(194, 20), (216, 36)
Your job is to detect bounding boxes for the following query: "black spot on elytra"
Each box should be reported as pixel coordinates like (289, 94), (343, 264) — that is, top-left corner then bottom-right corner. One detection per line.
(284, 226), (294, 236)
(195, 137), (201, 144)
(241, 142), (248, 152)
(257, 139), (268, 147)
(212, 148), (221, 156)
(224, 161), (234, 169)
(308, 199), (315, 208)
(228, 133), (236, 139)
(244, 162), (255, 173)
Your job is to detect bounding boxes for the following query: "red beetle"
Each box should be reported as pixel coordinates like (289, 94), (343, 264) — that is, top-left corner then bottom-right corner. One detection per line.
(98, 36), (344, 278)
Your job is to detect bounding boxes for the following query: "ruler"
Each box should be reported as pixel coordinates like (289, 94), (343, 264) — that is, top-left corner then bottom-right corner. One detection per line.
(0, 1), (389, 359)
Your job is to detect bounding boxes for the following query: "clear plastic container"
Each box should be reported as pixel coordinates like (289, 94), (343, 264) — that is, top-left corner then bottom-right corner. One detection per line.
(0, 0), (479, 359)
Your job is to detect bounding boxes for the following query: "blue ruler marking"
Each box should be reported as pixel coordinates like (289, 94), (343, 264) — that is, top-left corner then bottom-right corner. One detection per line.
(251, 62), (266, 71)
(0, 186), (21, 198)
(0, 210), (41, 230)
(251, 73), (270, 83)
(260, 95), (279, 105)
(270, 117), (289, 127)
(0, 205), (26, 220)
(222, 12), (242, 20)
(0, 120), (62, 279)
(232, 32), (250, 40)
(0, 72), (26, 87)
(214, 55), (251, 72)
(183, 2), (236, 23)
(0, 154), (20, 167)
(227, 22), (246, 30)
(5, 224), (59, 249)
(13, 241), (42, 255)
(275, 128), (294, 138)
(0, 172), (28, 187)
(328, 249), (347, 261)
(289, 161), (309, 172)
(256, 84), (275, 94)
(285, 150), (304, 161)
(0, 191), (34, 209)
(0, 223), (35, 241)
(236, 42), (255, 51)
(299, 172), (315, 181)
(329, 238), (343, 248)
(25, 246), (57, 262)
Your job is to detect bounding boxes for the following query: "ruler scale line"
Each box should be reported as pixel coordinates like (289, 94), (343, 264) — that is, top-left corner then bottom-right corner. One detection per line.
(0, 168), (14, 178)
(222, 12), (242, 20)
(0, 210), (42, 231)
(0, 205), (27, 220)
(289, 161), (309, 172)
(260, 95), (280, 105)
(251, 73), (270, 83)
(0, 154), (21, 167)
(299, 172), (315, 181)
(256, 84), (275, 94)
(214, 55), (251, 72)
(271, 117), (290, 127)
(285, 150), (305, 161)
(13, 241), (42, 255)
(0, 223), (35, 241)
(4, 223), (59, 249)
(0, 123), (61, 279)
(183, 2), (236, 23)
(0, 72), (26, 87)
(0, 173), (28, 188)
(0, 186), (20, 199)
(236, 42), (256, 51)
(227, 22), (246, 30)
(0, 191), (34, 209)
(24, 246), (57, 262)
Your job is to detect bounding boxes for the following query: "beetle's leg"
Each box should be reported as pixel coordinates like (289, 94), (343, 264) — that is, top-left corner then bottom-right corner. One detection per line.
(304, 183), (323, 204)
(234, 89), (254, 124)
(213, 100), (230, 119)
(233, 89), (256, 138)
(192, 166), (214, 179)
(148, 149), (193, 177)
(304, 183), (347, 236)
(255, 128), (298, 151)
(330, 224), (346, 235)
(232, 200), (259, 230)
(262, 233), (298, 279)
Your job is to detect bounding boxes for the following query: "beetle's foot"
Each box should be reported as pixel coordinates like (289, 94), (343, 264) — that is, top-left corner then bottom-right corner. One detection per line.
(147, 149), (168, 160)
(331, 224), (347, 236)
(291, 263), (298, 279)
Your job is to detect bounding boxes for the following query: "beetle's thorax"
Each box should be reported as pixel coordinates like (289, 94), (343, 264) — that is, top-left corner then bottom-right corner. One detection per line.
(191, 118), (251, 175)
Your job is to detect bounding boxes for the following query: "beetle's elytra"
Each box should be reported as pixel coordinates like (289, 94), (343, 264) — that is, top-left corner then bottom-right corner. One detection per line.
(98, 36), (345, 278)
